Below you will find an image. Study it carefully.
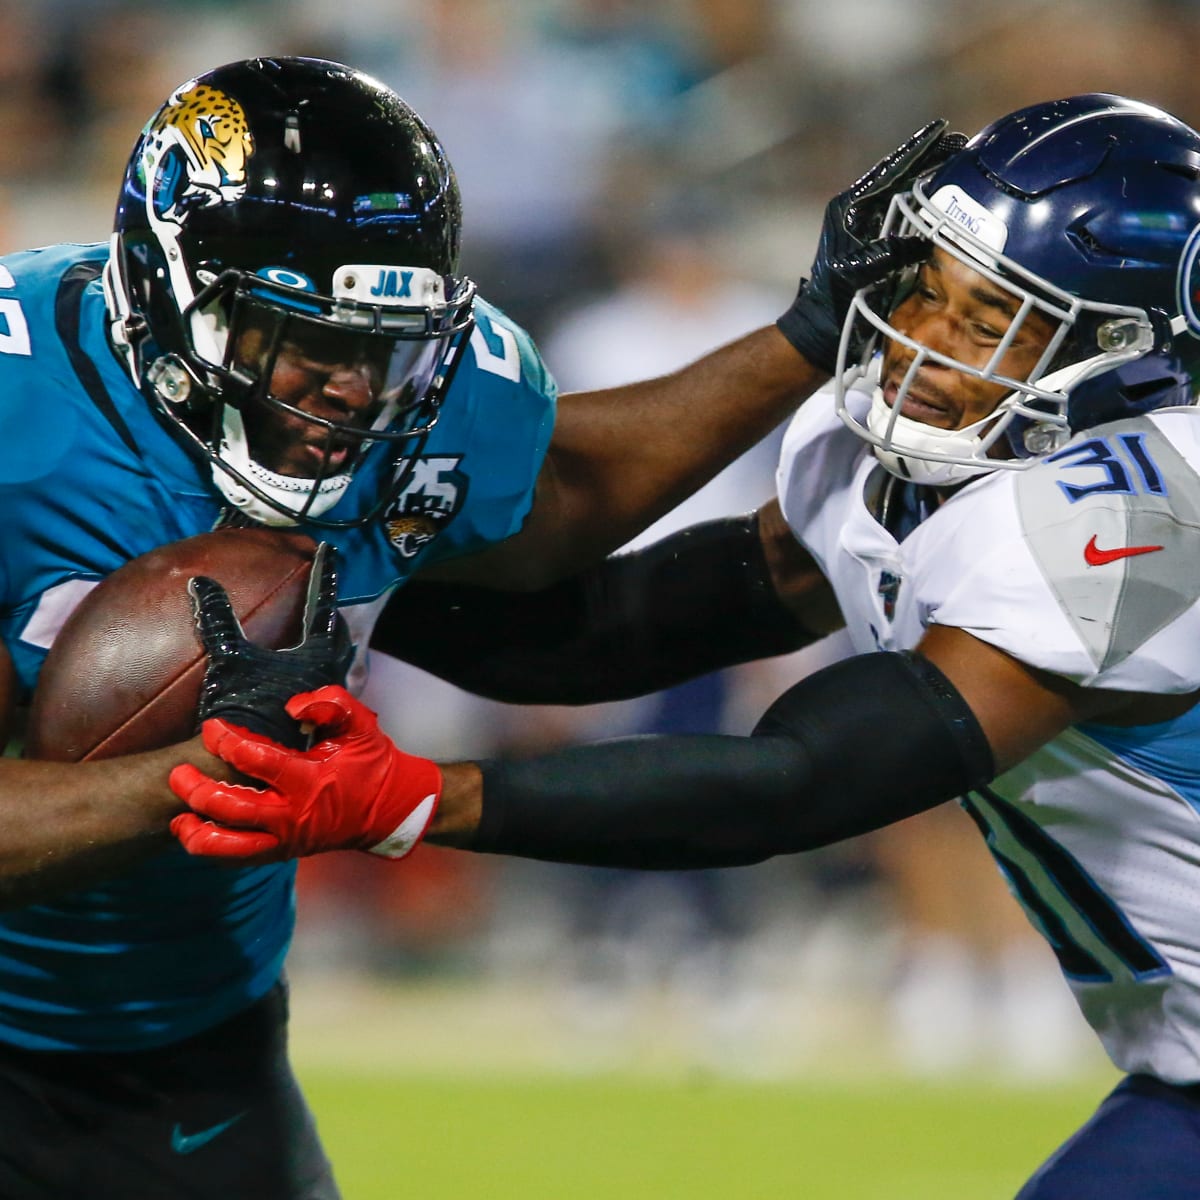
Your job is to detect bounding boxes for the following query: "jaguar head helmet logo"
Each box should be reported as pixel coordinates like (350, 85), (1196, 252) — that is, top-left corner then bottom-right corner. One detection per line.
(140, 83), (255, 226)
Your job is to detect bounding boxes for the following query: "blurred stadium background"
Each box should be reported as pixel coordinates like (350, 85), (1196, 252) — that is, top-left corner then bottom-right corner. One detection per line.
(8, 0), (1190, 1191)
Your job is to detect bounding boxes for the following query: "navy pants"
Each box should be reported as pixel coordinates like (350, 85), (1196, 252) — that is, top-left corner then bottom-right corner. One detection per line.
(1019, 1075), (1200, 1198)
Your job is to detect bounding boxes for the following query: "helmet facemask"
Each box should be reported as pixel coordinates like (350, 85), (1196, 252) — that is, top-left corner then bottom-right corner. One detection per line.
(140, 264), (474, 526)
(835, 182), (1159, 486)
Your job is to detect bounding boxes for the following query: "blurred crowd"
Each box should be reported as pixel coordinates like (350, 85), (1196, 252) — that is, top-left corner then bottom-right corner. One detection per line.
(8, 0), (1198, 1078)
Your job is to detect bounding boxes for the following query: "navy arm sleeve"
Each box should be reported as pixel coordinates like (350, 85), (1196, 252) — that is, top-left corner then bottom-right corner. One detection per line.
(371, 514), (815, 705)
(472, 650), (995, 869)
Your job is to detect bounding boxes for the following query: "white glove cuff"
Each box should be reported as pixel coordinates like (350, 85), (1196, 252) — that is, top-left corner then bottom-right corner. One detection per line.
(369, 793), (439, 860)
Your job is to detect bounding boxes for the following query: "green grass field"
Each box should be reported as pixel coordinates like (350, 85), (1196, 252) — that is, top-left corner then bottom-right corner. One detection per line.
(302, 1069), (1113, 1198)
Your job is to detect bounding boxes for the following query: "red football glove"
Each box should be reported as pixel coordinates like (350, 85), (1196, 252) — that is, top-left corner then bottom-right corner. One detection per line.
(169, 685), (442, 861)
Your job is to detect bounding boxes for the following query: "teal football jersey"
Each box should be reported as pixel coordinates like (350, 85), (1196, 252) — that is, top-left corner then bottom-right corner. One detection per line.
(0, 242), (556, 1050)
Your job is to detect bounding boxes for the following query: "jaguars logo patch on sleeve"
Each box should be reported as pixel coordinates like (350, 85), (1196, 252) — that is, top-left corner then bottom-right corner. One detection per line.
(383, 456), (467, 558)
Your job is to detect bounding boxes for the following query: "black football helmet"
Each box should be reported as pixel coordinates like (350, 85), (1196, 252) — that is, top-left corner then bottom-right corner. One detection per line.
(106, 56), (476, 526)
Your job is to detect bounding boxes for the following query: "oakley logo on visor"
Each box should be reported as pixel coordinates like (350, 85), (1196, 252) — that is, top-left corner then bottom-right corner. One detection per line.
(252, 267), (320, 314)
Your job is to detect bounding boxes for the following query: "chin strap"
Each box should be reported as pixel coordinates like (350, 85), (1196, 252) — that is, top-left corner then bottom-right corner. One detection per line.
(213, 406), (352, 525)
(866, 387), (997, 486)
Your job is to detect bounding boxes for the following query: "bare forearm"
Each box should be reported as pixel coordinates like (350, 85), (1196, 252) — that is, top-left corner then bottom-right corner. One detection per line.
(0, 737), (217, 907)
(428, 327), (823, 591)
(427, 761), (483, 848)
(549, 326), (823, 566)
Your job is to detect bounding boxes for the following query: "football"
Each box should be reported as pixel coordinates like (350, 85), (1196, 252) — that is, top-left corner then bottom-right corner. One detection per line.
(24, 528), (318, 762)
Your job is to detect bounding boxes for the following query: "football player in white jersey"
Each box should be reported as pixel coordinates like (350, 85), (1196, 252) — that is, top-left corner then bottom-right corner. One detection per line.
(172, 94), (1200, 1196)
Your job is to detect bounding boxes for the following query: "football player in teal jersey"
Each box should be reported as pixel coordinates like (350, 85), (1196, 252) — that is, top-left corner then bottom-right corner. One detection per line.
(0, 54), (954, 1198)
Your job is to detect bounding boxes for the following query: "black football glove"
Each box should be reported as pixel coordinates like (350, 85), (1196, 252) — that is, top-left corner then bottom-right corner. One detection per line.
(777, 120), (969, 374)
(189, 542), (354, 749)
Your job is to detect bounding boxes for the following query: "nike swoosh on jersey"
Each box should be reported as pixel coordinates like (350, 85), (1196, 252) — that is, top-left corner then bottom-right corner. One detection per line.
(170, 1112), (247, 1155)
(1083, 535), (1165, 566)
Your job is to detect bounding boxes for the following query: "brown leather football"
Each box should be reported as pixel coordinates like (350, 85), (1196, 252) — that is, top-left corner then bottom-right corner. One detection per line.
(25, 528), (317, 762)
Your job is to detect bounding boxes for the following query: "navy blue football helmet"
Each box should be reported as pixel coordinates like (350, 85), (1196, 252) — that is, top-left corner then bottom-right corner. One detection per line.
(106, 57), (475, 526)
(835, 94), (1200, 485)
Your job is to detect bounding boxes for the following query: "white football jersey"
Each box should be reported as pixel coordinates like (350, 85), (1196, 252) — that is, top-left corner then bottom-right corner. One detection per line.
(777, 381), (1200, 1083)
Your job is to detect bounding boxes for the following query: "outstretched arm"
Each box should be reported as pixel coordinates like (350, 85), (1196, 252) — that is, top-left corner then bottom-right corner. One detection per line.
(371, 500), (839, 705)
(171, 623), (1150, 870)
(432, 628), (1145, 867)
(169, 645), (991, 866)
(426, 121), (964, 590)
(426, 328), (816, 590)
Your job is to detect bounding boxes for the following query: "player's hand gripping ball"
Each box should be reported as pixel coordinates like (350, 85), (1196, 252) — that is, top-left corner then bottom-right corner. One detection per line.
(189, 541), (353, 750)
(25, 529), (321, 761)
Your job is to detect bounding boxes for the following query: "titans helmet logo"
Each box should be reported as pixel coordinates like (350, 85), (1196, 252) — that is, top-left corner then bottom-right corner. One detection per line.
(140, 83), (255, 226)
(1176, 221), (1200, 338)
